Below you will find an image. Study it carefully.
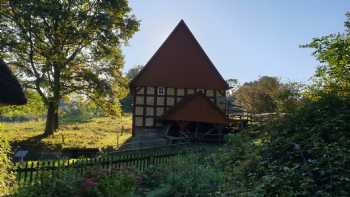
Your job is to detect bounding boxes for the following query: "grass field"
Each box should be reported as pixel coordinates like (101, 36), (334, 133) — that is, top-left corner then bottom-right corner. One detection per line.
(0, 116), (132, 159)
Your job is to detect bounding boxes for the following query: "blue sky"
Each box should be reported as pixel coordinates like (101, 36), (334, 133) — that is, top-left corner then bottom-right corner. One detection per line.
(122, 0), (350, 84)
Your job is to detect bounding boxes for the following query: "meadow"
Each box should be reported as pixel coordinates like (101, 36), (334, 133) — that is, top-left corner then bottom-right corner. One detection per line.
(0, 116), (132, 160)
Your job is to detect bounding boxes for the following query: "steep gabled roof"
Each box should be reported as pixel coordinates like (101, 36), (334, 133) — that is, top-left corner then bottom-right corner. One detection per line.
(130, 20), (229, 90)
(162, 93), (227, 124)
(0, 59), (27, 105)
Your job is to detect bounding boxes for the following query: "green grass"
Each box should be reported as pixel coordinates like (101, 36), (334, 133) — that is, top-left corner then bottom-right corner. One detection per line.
(0, 116), (132, 150)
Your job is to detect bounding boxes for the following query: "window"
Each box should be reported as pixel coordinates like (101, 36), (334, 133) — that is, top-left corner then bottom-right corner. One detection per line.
(158, 87), (165, 96)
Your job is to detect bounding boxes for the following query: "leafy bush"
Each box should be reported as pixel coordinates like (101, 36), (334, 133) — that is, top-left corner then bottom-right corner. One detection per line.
(219, 93), (350, 196)
(211, 133), (261, 196)
(83, 167), (137, 197)
(14, 170), (81, 197)
(140, 154), (224, 197)
(0, 138), (14, 195)
(13, 168), (137, 197)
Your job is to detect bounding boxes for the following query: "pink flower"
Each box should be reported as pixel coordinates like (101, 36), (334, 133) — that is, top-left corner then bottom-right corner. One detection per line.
(81, 178), (97, 191)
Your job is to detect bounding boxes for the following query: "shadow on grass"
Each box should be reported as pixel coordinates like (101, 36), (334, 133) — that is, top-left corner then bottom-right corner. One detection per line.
(11, 133), (61, 161)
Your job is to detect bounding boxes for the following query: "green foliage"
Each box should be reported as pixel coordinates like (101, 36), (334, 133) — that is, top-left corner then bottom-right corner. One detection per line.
(85, 168), (136, 197)
(140, 154), (224, 197)
(211, 133), (262, 196)
(219, 93), (350, 196)
(0, 90), (45, 119)
(121, 65), (143, 113)
(14, 170), (81, 197)
(235, 76), (302, 113)
(302, 12), (350, 93)
(0, 117), (132, 156)
(13, 168), (136, 197)
(0, 0), (139, 133)
(0, 138), (15, 195)
(125, 65), (143, 80)
(60, 97), (101, 123)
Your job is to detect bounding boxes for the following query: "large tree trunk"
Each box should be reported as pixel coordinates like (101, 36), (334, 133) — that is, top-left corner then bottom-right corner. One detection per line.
(44, 101), (59, 136)
(44, 63), (61, 136)
(54, 110), (59, 130)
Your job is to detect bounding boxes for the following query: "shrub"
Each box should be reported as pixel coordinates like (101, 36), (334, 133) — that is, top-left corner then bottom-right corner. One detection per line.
(83, 167), (137, 197)
(220, 93), (350, 196)
(0, 138), (14, 195)
(141, 154), (224, 197)
(14, 170), (81, 197)
(13, 168), (137, 197)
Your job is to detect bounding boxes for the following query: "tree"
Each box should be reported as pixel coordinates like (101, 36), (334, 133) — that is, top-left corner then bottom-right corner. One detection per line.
(126, 64), (143, 80)
(302, 12), (350, 94)
(0, 0), (139, 135)
(120, 65), (143, 113)
(0, 90), (45, 119)
(234, 76), (302, 113)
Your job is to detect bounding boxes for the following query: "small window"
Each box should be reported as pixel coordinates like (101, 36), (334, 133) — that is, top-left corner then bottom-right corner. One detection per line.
(158, 87), (165, 96)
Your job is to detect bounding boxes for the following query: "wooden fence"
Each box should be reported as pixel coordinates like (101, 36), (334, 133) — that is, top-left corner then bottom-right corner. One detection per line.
(14, 149), (191, 187)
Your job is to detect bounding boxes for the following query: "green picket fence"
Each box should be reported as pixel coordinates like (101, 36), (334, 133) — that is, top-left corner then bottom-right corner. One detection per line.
(14, 149), (189, 187)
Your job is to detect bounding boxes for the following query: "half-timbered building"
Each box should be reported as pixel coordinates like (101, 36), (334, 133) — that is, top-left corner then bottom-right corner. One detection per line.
(129, 20), (229, 140)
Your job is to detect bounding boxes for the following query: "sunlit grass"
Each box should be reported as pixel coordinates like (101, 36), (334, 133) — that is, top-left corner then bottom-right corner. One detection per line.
(0, 116), (132, 149)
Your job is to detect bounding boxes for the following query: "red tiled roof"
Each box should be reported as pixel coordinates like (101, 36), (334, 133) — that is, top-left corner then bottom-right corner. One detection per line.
(130, 20), (229, 90)
(162, 93), (227, 124)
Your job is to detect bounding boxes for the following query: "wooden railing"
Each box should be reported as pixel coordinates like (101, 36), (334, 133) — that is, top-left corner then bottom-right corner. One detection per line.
(14, 148), (192, 187)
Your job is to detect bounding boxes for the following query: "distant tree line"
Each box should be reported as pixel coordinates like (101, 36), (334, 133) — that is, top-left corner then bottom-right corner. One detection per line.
(232, 76), (303, 114)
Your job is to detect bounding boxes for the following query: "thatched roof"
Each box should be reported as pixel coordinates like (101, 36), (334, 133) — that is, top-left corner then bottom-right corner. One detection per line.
(0, 59), (27, 105)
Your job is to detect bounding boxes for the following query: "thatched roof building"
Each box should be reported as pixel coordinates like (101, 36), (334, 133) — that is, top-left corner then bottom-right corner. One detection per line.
(0, 59), (27, 105)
